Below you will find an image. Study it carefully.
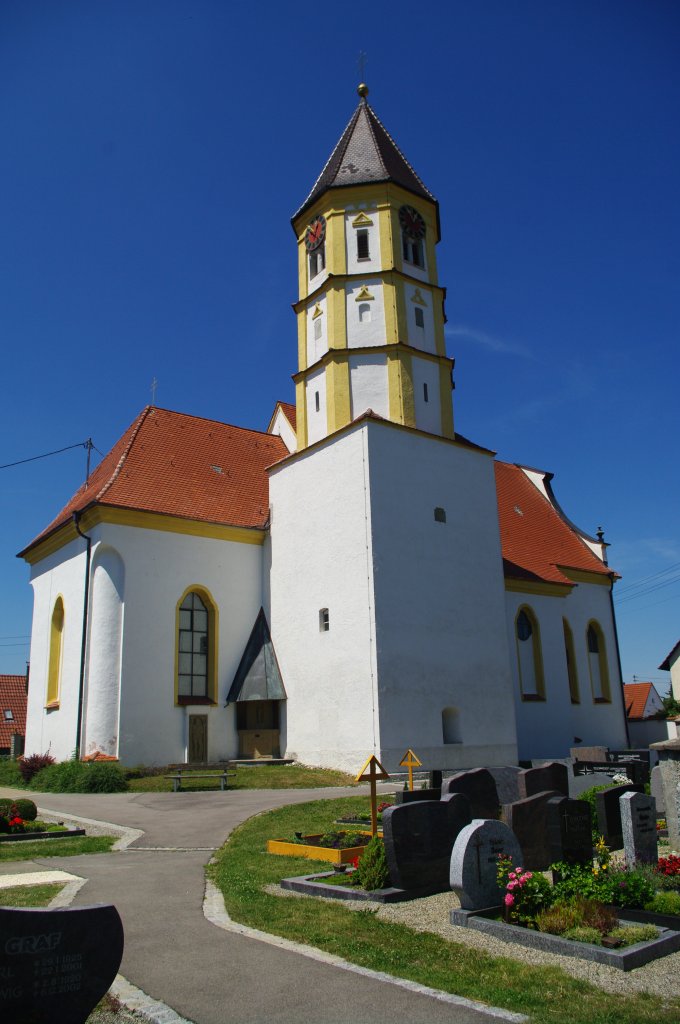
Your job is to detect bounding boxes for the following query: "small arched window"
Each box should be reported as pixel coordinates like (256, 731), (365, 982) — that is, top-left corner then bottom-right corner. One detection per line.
(176, 588), (218, 704)
(587, 621), (611, 702)
(515, 606), (545, 700)
(358, 302), (371, 323)
(563, 618), (579, 704)
(309, 244), (325, 280)
(313, 318), (322, 341)
(46, 596), (64, 708)
(442, 706), (462, 743)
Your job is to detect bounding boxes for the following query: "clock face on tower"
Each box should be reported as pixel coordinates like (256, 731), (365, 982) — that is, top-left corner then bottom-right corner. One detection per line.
(305, 215), (326, 252)
(399, 205), (426, 240)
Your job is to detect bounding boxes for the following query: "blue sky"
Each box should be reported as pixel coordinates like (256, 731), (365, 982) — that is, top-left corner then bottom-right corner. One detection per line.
(1, 1), (678, 689)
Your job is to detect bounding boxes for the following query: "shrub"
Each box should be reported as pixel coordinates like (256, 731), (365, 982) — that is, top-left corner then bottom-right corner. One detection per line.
(577, 784), (612, 832)
(607, 867), (656, 909)
(314, 831), (367, 850)
(645, 891), (680, 916)
(609, 924), (659, 946)
(0, 759), (23, 787)
(351, 835), (390, 891)
(563, 926), (602, 945)
(537, 897), (618, 937)
(30, 760), (128, 794)
(658, 853), (680, 877)
(497, 855), (554, 926)
(12, 798), (38, 821)
(536, 902), (582, 935)
(18, 752), (55, 785)
(575, 896), (618, 934)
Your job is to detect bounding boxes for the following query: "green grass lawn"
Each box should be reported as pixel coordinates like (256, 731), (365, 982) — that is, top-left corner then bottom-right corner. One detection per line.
(0, 835), (115, 862)
(128, 763), (356, 792)
(0, 883), (65, 907)
(208, 796), (680, 1024)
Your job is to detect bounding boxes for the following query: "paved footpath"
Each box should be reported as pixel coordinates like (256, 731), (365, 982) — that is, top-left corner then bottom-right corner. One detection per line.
(0, 786), (521, 1024)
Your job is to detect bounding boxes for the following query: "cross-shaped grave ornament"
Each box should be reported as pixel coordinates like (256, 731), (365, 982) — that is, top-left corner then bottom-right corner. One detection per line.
(399, 748), (422, 792)
(355, 754), (390, 836)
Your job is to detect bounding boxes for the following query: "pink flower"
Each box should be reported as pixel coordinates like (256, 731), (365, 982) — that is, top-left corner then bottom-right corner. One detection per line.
(521, 872), (532, 882)
(504, 894), (515, 906)
(507, 880), (518, 890)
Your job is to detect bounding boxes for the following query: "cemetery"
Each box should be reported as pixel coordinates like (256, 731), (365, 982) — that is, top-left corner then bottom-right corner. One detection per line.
(272, 751), (680, 969)
(0, 798), (85, 844)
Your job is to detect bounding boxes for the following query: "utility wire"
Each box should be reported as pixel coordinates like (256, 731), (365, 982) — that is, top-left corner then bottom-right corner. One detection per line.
(0, 440), (91, 471)
(616, 573), (680, 605)
(616, 560), (680, 596)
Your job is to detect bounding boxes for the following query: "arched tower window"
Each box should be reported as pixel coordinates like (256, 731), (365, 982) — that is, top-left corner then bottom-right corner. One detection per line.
(309, 244), (325, 280)
(563, 618), (579, 704)
(176, 588), (218, 704)
(358, 302), (371, 323)
(587, 621), (611, 702)
(46, 596), (64, 708)
(442, 706), (462, 743)
(515, 606), (545, 700)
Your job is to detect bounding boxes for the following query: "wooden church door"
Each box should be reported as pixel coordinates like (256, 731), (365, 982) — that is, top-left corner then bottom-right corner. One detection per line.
(188, 715), (208, 763)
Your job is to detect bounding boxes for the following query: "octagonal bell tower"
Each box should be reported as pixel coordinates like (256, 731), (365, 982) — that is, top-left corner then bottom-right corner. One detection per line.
(291, 85), (454, 450)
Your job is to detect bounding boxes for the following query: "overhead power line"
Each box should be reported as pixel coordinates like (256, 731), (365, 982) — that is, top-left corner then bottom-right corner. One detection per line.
(0, 440), (92, 471)
(616, 560), (680, 596)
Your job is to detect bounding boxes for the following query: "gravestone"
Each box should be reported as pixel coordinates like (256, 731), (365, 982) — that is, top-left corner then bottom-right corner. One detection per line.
(441, 768), (500, 819)
(0, 904), (123, 1024)
(382, 795), (471, 892)
(487, 766), (523, 805)
(620, 791), (658, 866)
(518, 762), (569, 800)
(546, 795), (592, 865)
(595, 784), (643, 849)
(503, 790), (563, 869)
(450, 819), (522, 910)
(394, 787), (441, 805)
(651, 765), (665, 815)
(571, 745), (608, 762)
(650, 739), (680, 851)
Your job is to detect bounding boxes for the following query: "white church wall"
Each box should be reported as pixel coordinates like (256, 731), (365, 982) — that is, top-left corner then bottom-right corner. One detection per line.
(411, 357), (442, 436)
(305, 367), (327, 445)
(506, 582), (628, 760)
(366, 424), (518, 771)
(25, 537), (89, 761)
(404, 283), (436, 354)
(306, 292), (328, 366)
(268, 425), (380, 772)
(345, 281), (386, 348)
(82, 546), (124, 758)
(268, 407), (297, 454)
(349, 354), (389, 420)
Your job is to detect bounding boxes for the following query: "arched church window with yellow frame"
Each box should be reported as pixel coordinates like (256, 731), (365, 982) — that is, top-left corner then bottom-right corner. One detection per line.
(563, 618), (580, 704)
(515, 606), (545, 700)
(587, 621), (611, 703)
(46, 596), (64, 708)
(175, 587), (218, 704)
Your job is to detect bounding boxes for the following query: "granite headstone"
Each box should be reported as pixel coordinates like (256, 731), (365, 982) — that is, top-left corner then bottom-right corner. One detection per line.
(503, 790), (563, 869)
(441, 768), (500, 820)
(620, 791), (658, 866)
(546, 795), (593, 865)
(450, 819), (523, 910)
(0, 904), (123, 1024)
(595, 784), (644, 849)
(517, 762), (569, 800)
(382, 795), (471, 892)
(487, 766), (523, 806)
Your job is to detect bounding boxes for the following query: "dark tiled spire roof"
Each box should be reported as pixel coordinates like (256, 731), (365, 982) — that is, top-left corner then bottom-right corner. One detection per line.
(293, 94), (436, 222)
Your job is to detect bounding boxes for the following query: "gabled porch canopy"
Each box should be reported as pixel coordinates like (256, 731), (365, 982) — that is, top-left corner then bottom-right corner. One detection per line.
(225, 608), (286, 704)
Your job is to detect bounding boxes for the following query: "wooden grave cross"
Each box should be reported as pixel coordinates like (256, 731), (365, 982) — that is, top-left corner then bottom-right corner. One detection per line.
(355, 754), (390, 836)
(399, 748), (422, 792)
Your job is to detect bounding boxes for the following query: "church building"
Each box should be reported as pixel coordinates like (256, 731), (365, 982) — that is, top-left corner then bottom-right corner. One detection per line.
(20, 87), (629, 772)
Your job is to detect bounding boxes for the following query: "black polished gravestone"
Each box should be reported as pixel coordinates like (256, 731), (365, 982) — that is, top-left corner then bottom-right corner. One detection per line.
(595, 784), (644, 850)
(441, 768), (500, 820)
(517, 762), (569, 801)
(487, 766), (522, 806)
(546, 796), (593, 865)
(382, 795), (472, 892)
(0, 904), (123, 1024)
(503, 790), (563, 869)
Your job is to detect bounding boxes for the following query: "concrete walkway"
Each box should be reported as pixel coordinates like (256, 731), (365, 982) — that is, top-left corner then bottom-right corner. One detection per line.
(0, 785), (520, 1024)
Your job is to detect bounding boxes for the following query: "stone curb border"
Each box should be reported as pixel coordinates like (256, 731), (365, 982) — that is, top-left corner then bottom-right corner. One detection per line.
(36, 806), (144, 851)
(202, 875), (527, 1023)
(110, 975), (196, 1024)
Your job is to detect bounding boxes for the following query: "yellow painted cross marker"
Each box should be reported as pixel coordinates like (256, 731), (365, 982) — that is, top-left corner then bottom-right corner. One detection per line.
(355, 754), (390, 836)
(399, 748), (422, 792)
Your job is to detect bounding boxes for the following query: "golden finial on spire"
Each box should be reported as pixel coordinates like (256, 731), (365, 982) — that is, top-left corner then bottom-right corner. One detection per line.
(357, 82), (369, 99)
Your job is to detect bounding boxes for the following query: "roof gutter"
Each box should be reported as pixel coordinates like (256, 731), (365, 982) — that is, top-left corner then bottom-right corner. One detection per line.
(73, 511), (92, 758)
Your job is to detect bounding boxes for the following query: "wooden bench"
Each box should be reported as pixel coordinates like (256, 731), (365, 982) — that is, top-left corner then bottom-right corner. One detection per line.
(165, 762), (236, 793)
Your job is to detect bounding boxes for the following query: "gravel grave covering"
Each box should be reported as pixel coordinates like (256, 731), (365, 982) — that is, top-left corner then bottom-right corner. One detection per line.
(267, 883), (680, 999)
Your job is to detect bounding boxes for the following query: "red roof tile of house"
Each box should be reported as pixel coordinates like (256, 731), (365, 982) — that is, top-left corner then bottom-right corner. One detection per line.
(0, 675), (27, 749)
(278, 402), (296, 430)
(23, 407), (289, 552)
(495, 462), (613, 586)
(623, 682), (655, 720)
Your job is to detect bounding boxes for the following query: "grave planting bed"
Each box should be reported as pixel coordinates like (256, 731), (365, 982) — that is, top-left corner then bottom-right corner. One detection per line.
(280, 870), (444, 903)
(267, 832), (371, 865)
(0, 827), (86, 843)
(450, 906), (680, 970)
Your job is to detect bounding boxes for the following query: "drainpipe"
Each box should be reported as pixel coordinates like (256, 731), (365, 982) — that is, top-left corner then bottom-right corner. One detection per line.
(73, 511), (92, 758)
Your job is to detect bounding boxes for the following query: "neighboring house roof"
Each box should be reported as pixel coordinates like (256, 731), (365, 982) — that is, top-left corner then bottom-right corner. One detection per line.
(278, 402), (296, 431)
(21, 407), (289, 554)
(495, 462), (614, 587)
(623, 682), (665, 721)
(0, 675), (27, 749)
(293, 95), (436, 223)
(659, 640), (680, 672)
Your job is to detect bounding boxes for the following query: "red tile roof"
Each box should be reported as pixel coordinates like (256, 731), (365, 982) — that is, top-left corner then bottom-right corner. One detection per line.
(623, 682), (655, 720)
(495, 462), (613, 586)
(23, 407), (289, 552)
(0, 675), (27, 748)
(278, 402), (297, 430)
